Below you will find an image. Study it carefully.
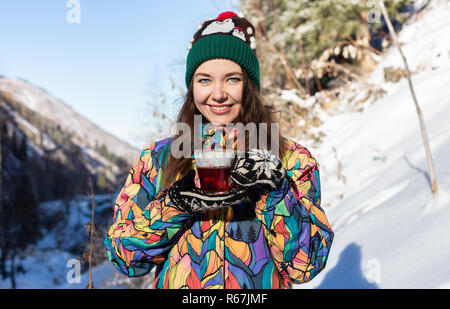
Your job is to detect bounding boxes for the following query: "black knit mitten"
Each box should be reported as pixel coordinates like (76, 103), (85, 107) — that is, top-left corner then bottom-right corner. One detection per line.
(168, 170), (246, 213)
(230, 148), (286, 191)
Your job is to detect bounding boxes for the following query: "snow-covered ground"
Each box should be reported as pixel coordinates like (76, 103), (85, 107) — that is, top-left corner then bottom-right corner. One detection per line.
(0, 194), (129, 289)
(297, 0), (450, 289)
(2, 0), (449, 289)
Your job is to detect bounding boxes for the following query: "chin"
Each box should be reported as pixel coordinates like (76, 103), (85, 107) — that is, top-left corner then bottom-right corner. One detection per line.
(207, 114), (239, 125)
(207, 119), (231, 126)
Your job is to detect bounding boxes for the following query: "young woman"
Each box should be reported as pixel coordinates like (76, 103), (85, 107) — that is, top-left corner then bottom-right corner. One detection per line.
(104, 11), (334, 289)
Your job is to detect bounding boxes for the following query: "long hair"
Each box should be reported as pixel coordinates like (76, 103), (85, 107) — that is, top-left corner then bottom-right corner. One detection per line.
(161, 67), (286, 190)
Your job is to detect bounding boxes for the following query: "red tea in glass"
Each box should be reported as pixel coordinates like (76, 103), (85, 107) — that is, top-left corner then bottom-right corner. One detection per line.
(197, 166), (231, 193)
(194, 149), (234, 194)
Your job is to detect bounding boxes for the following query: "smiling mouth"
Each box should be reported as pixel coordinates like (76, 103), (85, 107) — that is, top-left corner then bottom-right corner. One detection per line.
(208, 104), (234, 114)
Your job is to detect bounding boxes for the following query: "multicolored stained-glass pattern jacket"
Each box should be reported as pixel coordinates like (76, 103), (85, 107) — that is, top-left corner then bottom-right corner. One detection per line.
(104, 129), (334, 289)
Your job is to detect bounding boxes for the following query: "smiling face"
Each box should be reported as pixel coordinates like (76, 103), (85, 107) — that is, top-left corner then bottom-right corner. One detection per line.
(193, 59), (243, 125)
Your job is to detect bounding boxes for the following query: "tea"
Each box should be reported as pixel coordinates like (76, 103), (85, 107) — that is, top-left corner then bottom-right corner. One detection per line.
(194, 149), (234, 193)
(197, 166), (231, 193)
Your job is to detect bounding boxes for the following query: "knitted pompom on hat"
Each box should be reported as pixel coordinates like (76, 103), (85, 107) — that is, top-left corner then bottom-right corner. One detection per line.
(185, 11), (260, 91)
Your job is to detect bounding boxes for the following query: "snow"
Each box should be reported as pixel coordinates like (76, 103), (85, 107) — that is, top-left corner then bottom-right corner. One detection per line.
(0, 193), (149, 289)
(0, 247), (129, 289)
(296, 0), (450, 289)
(280, 89), (316, 109)
(2, 0), (450, 289)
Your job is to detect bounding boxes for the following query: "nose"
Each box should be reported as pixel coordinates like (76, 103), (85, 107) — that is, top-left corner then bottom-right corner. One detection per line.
(212, 82), (227, 103)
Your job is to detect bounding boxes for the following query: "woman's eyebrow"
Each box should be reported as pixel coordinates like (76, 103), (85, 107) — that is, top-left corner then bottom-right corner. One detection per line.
(194, 72), (243, 77)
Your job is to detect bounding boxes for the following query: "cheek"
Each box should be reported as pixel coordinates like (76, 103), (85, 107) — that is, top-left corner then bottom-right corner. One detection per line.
(193, 87), (208, 111)
(234, 104), (242, 118)
(193, 86), (208, 103)
(230, 86), (243, 104)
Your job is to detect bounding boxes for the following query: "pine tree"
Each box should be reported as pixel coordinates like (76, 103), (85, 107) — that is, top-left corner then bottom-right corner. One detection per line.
(18, 134), (27, 162)
(11, 130), (18, 156)
(96, 171), (108, 192)
(6, 152), (41, 288)
(239, 0), (413, 93)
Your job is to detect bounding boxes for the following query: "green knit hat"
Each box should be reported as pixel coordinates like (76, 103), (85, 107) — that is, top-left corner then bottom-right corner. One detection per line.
(185, 11), (260, 91)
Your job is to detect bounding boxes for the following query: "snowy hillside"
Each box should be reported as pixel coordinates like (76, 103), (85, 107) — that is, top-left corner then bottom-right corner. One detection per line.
(297, 0), (450, 289)
(0, 74), (143, 288)
(0, 194), (131, 289)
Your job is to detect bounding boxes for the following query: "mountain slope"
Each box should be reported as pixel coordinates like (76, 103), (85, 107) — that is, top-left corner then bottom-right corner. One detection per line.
(0, 76), (139, 164)
(1, 75), (142, 200)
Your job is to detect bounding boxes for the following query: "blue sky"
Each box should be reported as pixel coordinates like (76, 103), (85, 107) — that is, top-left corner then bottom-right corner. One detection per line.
(0, 0), (239, 149)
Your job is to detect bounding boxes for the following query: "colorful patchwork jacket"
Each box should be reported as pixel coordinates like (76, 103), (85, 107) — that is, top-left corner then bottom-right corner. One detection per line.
(104, 129), (334, 289)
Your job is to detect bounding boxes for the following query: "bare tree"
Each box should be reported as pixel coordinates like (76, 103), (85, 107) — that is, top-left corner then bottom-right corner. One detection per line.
(87, 178), (95, 289)
(378, 0), (438, 195)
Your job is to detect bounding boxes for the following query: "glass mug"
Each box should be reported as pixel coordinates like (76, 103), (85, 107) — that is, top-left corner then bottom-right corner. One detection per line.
(194, 149), (235, 193)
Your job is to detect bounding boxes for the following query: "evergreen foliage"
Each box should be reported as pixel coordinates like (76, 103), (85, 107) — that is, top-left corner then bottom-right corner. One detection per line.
(239, 0), (413, 93)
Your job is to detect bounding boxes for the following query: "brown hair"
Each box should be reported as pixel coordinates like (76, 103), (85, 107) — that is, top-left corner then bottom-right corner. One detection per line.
(161, 67), (286, 190)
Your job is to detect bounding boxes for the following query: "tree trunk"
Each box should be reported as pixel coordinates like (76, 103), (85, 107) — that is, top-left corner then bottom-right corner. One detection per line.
(10, 251), (16, 289)
(87, 178), (95, 289)
(298, 38), (311, 96)
(0, 248), (7, 279)
(378, 0), (438, 195)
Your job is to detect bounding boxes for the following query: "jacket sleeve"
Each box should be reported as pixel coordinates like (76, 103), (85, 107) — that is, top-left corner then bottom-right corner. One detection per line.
(254, 141), (334, 285)
(104, 141), (195, 277)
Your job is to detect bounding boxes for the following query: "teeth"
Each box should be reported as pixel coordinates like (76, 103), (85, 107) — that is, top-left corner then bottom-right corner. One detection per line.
(211, 105), (230, 111)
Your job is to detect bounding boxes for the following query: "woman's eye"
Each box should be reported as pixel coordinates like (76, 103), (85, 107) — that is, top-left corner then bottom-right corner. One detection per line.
(197, 77), (241, 83)
(228, 77), (241, 82)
